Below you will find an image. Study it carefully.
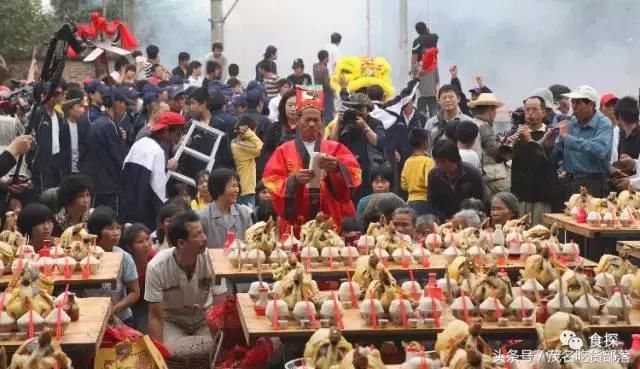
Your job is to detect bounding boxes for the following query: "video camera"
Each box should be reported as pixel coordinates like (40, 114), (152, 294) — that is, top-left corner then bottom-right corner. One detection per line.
(0, 82), (35, 112)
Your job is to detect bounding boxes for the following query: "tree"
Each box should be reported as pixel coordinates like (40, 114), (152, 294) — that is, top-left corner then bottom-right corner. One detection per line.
(0, 0), (54, 60)
(50, 0), (126, 24)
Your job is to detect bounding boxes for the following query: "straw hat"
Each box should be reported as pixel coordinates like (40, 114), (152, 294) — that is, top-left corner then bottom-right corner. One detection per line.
(467, 93), (504, 108)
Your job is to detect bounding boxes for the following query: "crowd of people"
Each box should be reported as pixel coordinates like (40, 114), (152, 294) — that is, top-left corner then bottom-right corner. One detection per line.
(0, 20), (639, 360)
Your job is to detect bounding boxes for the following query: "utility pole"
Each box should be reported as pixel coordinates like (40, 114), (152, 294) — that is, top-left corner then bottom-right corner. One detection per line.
(399, 0), (409, 86)
(211, 0), (224, 44)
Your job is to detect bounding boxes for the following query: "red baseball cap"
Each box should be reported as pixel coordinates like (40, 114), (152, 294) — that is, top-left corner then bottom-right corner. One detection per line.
(600, 93), (619, 107)
(150, 112), (185, 132)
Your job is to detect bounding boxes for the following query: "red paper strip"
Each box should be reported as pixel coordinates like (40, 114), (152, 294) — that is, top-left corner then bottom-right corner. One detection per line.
(492, 288), (502, 319)
(370, 293), (377, 329)
(431, 296), (441, 328)
(420, 346), (429, 369)
(56, 284), (70, 340)
(399, 294), (408, 328)
(304, 294), (319, 329)
(346, 271), (359, 308)
(421, 244), (429, 267)
(460, 288), (471, 325)
(332, 291), (344, 329)
(502, 346), (512, 369)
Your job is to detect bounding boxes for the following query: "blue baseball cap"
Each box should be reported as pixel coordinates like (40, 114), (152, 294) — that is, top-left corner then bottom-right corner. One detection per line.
(166, 84), (185, 100)
(117, 85), (141, 100)
(107, 88), (134, 105)
(232, 94), (248, 106)
(85, 79), (108, 94)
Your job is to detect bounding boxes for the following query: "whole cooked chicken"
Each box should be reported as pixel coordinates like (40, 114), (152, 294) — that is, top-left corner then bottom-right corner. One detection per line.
(300, 213), (341, 250)
(520, 247), (566, 288)
(376, 221), (411, 254)
(470, 267), (513, 306)
(352, 254), (395, 296)
(5, 269), (54, 320)
(365, 267), (408, 311)
(244, 218), (278, 255)
(304, 327), (353, 369)
(278, 268), (319, 310)
(4, 330), (72, 369)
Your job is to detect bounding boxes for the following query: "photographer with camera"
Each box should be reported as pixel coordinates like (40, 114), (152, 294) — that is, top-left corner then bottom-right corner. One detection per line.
(506, 96), (560, 225)
(329, 93), (385, 202)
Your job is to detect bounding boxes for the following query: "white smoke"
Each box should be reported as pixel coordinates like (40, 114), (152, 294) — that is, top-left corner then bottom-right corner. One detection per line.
(133, 0), (640, 107)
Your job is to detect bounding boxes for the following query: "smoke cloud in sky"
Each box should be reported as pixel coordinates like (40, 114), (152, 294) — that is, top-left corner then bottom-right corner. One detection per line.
(134, 0), (640, 107)
(419, 0), (640, 105)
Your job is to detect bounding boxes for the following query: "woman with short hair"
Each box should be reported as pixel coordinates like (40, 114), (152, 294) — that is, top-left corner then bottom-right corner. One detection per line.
(197, 168), (253, 248)
(54, 173), (93, 235)
(17, 203), (54, 251)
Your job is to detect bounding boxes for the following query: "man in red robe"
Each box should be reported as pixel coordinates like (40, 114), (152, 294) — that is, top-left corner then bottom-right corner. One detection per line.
(263, 86), (362, 235)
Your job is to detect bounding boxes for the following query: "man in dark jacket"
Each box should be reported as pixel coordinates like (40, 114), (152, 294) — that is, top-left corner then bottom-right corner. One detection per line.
(78, 80), (108, 165)
(329, 93), (386, 203)
(506, 96), (558, 224)
(428, 139), (484, 221)
(32, 84), (71, 193)
(81, 88), (129, 214)
(180, 88), (235, 180)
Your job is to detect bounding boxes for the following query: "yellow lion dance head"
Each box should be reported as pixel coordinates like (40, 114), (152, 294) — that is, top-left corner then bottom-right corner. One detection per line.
(330, 56), (395, 102)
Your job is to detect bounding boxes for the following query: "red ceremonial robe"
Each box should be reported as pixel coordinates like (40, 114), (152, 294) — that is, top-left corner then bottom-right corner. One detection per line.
(263, 137), (362, 236)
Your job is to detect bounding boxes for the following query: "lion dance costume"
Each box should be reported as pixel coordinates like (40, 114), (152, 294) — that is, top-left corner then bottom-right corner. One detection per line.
(330, 56), (395, 102)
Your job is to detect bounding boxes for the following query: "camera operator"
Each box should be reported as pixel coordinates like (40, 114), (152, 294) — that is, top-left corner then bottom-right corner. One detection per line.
(506, 96), (559, 225)
(329, 93), (385, 202)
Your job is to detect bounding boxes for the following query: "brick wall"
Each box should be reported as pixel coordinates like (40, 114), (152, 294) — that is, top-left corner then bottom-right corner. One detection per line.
(6, 59), (98, 83)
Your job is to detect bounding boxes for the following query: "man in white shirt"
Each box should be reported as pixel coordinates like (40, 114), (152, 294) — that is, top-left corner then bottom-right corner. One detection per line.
(145, 211), (214, 355)
(268, 79), (293, 122)
(325, 32), (342, 76)
(61, 89), (86, 173)
(455, 120), (481, 169)
(187, 60), (203, 88)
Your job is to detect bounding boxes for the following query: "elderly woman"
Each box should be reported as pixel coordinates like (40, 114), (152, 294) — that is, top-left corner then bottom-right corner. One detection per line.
(263, 87), (362, 235)
(54, 174), (93, 236)
(491, 192), (520, 226)
(454, 209), (482, 229)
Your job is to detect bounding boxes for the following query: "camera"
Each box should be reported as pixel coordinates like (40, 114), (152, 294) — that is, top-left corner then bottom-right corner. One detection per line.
(511, 107), (526, 126)
(340, 108), (359, 135)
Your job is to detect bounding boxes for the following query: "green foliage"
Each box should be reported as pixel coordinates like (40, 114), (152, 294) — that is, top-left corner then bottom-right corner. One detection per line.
(0, 0), (55, 60)
(50, 0), (126, 24)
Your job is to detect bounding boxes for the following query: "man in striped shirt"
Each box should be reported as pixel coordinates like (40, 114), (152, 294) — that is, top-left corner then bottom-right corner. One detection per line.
(258, 60), (279, 99)
(143, 45), (161, 79)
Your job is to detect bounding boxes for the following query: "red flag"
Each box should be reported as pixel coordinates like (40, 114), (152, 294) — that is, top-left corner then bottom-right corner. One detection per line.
(421, 47), (439, 72)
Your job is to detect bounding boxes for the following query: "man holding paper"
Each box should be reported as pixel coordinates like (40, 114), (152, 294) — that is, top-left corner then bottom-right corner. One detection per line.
(263, 86), (362, 235)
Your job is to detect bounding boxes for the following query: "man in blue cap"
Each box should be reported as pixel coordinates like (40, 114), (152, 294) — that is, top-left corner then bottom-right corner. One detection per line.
(165, 84), (185, 114)
(255, 45), (278, 82)
(243, 83), (271, 142)
(115, 85), (140, 147)
(78, 79), (108, 164)
(80, 87), (129, 215)
(231, 94), (248, 118)
(32, 83), (71, 193)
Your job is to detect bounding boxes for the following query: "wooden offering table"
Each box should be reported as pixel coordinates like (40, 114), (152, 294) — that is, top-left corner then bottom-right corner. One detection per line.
(209, 249), (596, 285)
(236, 293), (640, 346)
(0, 252), (123, 289)
(543, 213), (640, 259)
(617, 240), (640, 260)
(0, 297), (111, 355)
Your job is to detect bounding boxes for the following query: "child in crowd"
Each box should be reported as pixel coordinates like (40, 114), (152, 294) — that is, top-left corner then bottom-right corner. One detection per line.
(167, 182), (193, 209)
(121, 223), (156, 333)
(191, 170), (212, 211)
(456, 120), (481, 169)
(357, 164), (393, 219)
(86, 207), (139, 326)
(152, 201), (185, 250)
(391, 207), (417, 237)
(231, 116), (263, 209)
(401, 128), (435, 216)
